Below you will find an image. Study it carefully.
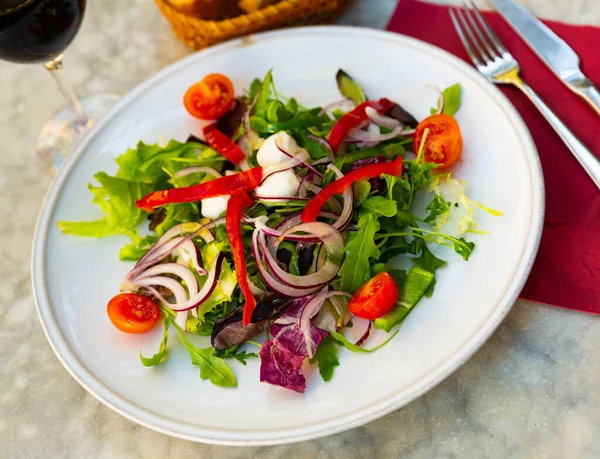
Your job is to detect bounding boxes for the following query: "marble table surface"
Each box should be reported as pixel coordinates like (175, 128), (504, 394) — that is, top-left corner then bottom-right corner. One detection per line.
(1, 0), (599, 457)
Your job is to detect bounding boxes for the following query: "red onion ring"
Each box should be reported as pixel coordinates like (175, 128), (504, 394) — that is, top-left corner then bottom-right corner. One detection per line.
(327, 164), (354, 231)
(260, 148), (311, 182)
(275, 140), (323, 178)
(365, 106), (403, 129)
(251, 227), (322, 298)
(319, 98), (356, 119)
(266, 222), (344, 288)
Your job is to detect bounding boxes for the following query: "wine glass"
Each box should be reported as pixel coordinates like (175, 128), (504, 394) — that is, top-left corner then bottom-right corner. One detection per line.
(0, 0), (120, 172)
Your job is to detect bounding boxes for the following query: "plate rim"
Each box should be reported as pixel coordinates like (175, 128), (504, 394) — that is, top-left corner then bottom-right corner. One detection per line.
(31, 25), (545, 446)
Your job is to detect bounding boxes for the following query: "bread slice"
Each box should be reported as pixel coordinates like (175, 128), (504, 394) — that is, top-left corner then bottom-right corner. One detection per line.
(166, 0), (242, 19)
(238, 0), (280, 14)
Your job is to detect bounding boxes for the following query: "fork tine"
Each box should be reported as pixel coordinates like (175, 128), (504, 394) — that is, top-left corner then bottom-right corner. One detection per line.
(449, 8), (484, 68)
(462, 2), (499, 59)
(468, 0), (508, 55)
(454, 8), (491, 63)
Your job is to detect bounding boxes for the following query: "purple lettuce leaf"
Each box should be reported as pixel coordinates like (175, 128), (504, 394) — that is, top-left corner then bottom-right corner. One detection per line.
(259, 339), (306, 393)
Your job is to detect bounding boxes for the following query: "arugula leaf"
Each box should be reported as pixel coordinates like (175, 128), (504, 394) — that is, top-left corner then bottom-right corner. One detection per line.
(338, 213), (381, 293)
(248, 78), (262, 101)
(253, 115), (329, 134)
(336, 69), (367, 105)
(374, 267), (435, 332)
(292, 129), (331, 160)
(411, 244), (447, 273)
(265, 99), (289, 123)
(57, 172), (152, 237)
(382, 173), (413, 211)
(338, 197), (398, 293)
(330, 330), (399, 353)
(353, 180), (371, 206)
(361, 196), (397, 218)
(309, 337), (339, 382)
(140, 317), (171, 367)
(431, 84), (462, 116)
(381, 141), (407, 159)
(285, 97), (299, 115)
(424, 194), (451, 224)
(412, 228), (475, 261)
(453, 237), (476, 260)
(213, 345), (258, 366)
(253, 69), (273, 116)
(175, 327), (237, 387)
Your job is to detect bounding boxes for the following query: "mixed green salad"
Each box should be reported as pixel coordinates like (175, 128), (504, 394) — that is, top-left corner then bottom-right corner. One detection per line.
(59, 69), (499, 392)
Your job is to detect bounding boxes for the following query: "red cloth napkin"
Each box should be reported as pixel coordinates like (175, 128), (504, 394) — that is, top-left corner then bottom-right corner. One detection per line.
(387, 0), (600, 314)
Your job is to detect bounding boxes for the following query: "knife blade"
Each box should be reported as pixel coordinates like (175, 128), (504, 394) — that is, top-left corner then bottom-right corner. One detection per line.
(491, 0), (600, 116)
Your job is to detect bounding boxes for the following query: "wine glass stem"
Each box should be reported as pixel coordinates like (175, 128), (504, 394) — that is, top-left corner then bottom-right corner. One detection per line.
(44, 54), (87, 122)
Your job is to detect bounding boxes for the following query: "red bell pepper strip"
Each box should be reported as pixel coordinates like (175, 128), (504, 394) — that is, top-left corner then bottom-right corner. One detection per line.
(136, 167), (262, 212)
(301, 156), (403, 223)
(203, 125), (246, 164)
(225, 189), (256, 326)
(328, 98), (396, 152)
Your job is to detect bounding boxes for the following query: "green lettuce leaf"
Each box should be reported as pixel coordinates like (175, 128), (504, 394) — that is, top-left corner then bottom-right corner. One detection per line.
(57, 172), (152, 237)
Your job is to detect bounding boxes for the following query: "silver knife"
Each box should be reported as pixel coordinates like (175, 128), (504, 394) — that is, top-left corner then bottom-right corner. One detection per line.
(491, 0), (600, 116)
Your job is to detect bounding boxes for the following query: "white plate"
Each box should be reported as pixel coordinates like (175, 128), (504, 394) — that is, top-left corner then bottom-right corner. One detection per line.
(32, 26), (544, 445)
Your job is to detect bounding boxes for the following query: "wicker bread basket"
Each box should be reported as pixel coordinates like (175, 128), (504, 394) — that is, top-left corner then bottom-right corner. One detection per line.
(155, 0), (353, 50)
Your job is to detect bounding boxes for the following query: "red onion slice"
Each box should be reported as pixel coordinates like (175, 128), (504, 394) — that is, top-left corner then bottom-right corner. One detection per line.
(135, 219), (225, 273)
(365, 106), (403, 129)
(319, 98), (356, 119)
(158, 252), (225, 312)
(327, 164), (354, 231)
(251, 227), (322, 298)
(266, 222), (344, 288)
(347, 125), (405, 142)
(239, 83), (263, 155)
(352, 317), (373, 347)
(254, 196), (309, 202)
(173, 166), (222, 180)
(300, 287), (330, 358)
(137, 263), (199, 299)
(428, 85), (444, 115)
(261, 148), (311, 182)
(276, 140), (323, 178)
(254, 216), (320, 243)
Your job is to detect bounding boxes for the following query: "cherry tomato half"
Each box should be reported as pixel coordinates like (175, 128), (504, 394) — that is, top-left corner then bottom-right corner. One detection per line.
(347, 272), (399, 320)
(107, 293), (161, 334)
(184, 73), (235, 120)
(412, 114), (463, 169)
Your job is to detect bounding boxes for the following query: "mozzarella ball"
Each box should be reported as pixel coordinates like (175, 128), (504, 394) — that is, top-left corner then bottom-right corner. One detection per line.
(255, 170), (300, 200)
(201, 195), (230, 220)
(256, 131), (299, 168)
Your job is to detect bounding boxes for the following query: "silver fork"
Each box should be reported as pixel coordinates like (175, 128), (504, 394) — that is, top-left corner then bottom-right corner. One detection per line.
(450, 2), (600, 190)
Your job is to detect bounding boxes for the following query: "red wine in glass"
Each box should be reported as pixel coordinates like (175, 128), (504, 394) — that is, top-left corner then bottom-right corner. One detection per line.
(0, 0), (119, 171)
